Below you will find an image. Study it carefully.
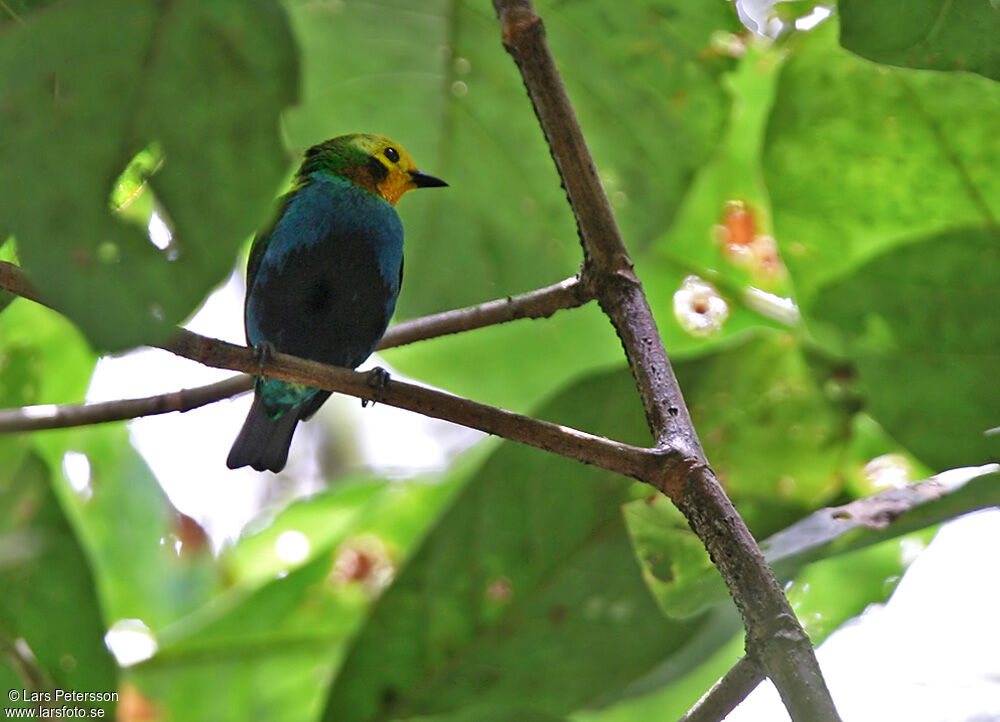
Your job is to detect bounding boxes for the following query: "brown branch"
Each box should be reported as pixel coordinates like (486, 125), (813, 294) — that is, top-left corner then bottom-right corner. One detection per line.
(679, 657), (765, 722)
(674, 464), (999, 722)
(378, 275), (589, 349)
(0, 375), (253, 433)
(0, 261), (592, 434)
(159, 327), (667, 481)
(0, 260), (44, 306)
(491, 3), (840, 720)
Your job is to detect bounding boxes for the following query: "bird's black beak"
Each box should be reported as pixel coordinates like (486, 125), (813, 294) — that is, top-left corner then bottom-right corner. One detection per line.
(410, 170), (448, 188)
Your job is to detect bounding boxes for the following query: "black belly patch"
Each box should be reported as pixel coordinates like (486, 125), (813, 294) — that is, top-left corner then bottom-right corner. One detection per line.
(306, 279), (332, 314)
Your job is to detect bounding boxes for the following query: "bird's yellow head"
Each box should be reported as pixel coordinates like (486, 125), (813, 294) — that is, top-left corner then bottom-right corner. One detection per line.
(298, 133), (447, 205)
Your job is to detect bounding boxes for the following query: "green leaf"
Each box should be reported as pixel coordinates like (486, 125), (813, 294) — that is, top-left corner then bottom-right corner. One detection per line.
(410, 710), (570, 722)
(31, 424), (221, 633)
(840, 0), (1000, 80)
(130, 474), (464, 722)
(645, 42), (793, 303)
(0, 0), (59, 30)
(763, 21), (1000, 303)
(811, 228), (1000, 469)
(761, 467), (1000, 581)
(321, 370), (728, 721)
(676, 331), (853, 525)
(0, 0), (297, 350)
(651, 465), (1000, 619)
(0, 300), (97, 492)
(625, 331), (855, 618)
(0, 453), (116, 711)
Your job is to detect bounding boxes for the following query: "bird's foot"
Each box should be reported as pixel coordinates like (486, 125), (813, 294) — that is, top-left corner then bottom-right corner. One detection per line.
(253, 341), (277, 376)
(363, 367), (391, 407)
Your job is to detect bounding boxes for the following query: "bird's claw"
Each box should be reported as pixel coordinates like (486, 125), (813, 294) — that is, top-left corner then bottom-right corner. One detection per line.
(363, 367), (390, 407)
(253, 341), (277, 376)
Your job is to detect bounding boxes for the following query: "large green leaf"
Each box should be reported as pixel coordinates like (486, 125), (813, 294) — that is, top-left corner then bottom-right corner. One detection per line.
(677, 331), (853, 525)
(129, 473), (464, 722)
(840, 0), (1000, 80)
(0, 453), (116, 713)
(412, 711), (570, 722)
(31, 424), (221, 633)
(0, 299), (97, 501)
(321, 370), (732, 722)
(811, 227), (1000, 470)
(0, 0), (59, 30)
(0, 0), (296, 350)
(763, 21), (1000, 303)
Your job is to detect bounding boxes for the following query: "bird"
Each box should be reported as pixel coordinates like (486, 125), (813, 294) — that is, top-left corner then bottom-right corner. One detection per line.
(226, 133), (446, 473)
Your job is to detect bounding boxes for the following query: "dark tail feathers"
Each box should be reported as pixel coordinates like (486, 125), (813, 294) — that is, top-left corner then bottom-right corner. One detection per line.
(226, 392), (300, 473)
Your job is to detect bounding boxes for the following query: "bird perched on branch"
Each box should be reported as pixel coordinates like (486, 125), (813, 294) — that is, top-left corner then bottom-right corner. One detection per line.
(227, 134), (446, 472)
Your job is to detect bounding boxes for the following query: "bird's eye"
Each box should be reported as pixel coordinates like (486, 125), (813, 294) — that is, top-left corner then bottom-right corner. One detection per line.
(383, 147), (400, 163)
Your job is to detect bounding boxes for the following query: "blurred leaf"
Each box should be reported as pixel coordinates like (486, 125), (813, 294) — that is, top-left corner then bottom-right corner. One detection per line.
(781, 528), (933, 644)
(0, 453), (116, 712)
(654, 465), (1000, 619)
(0, 299), (97, 496)
(0, 238), (17, 313)
(624, 495), (716, 619)
(646, 42), (791, 302)
(811, 228), (1000, 469)
(0, 300), (96, 405)
(676, 331), (853, 526)
(570, 634), (746, 722)
(31, 424), (221, 633)
(223, 476), (389, 585)
(840, 0), (1000, 80)
(763, 21), (1000, 304)
(624, 331), (854, 618)
(322, 370), (732, 722)
(131, 473), (465, 722)
(131, 551), (351, 722)
(0, 0), (297, 350)
(411, 710), (570, 722)
(578, 525), (934, 722)
(382, 303), (624, 411)
(0, 0), (60, 30)
(761, 466), (1000, 578)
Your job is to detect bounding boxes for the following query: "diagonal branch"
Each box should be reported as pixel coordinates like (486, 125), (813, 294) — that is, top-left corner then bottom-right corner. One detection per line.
(491, 2), (840, 720)
(679, 657), (765, 722)
(0, 375), (254, 433)
(159, 327), (668, 481)
(0, 262), (591, 433)
(0, 319), (666, 481)
(379, 274), (589, 349)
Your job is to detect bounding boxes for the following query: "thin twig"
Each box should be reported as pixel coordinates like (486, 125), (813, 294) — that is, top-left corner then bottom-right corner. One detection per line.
(491, 2), (840, 720)
(679, 657), (765, 722)
(378, 275), (589, 349)
(0, 375), (253, 433)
